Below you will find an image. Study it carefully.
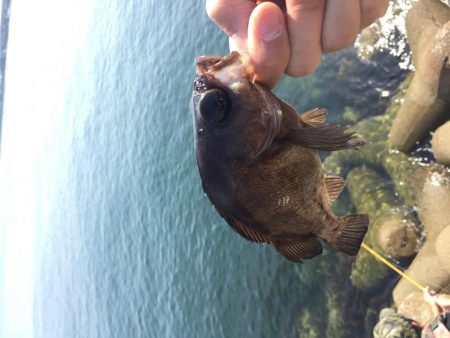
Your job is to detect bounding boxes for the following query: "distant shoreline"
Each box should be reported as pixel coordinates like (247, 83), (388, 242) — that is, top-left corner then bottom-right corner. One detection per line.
(0, 0), (11, 148)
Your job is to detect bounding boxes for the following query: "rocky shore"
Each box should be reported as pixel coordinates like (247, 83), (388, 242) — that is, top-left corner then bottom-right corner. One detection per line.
(294, 1), (450, 336)
(320, 1), (450, 336)
(389, 0), (450, 153)
(389, 0), (450, 325)
(352, 0), (450, 335)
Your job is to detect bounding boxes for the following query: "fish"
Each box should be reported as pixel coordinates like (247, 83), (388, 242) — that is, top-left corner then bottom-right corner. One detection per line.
(190, 51), (369, 262)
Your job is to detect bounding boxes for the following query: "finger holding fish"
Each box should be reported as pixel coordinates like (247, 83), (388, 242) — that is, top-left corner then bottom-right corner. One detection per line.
(248, 2), (290, 87)
(206, 0), (389, 88)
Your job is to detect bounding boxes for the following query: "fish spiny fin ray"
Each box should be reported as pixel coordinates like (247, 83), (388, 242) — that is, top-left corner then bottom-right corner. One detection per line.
(335, 214), (369, 256)
(271, 237), (322, 262)
(324, 175), (346, 205)
(299, 108), (328, 127)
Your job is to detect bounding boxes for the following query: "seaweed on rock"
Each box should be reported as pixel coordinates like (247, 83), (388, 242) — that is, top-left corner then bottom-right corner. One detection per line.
(295, 247), (391, 337)
(346, 166), (419, 291)
(322, 76), (424, 292)
(297, 308), (322, 338)
(323, 76), (419, 207)
(293, 73), (416, 338)
(293, 57), (416, 337)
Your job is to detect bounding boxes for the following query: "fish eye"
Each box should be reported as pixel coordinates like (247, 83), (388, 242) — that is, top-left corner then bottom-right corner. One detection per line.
(198, 89), (231, 124)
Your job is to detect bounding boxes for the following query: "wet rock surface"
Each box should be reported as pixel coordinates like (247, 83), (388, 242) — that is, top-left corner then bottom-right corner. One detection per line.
(373, 308), (418, 338)
(432, 121), (450, 165)
(393, 167), (450, 306)
(397, 291), (436, 328)
(376, 217), (419, 259)
(436, 225), (450, 276)
(389, 0), (450, 152)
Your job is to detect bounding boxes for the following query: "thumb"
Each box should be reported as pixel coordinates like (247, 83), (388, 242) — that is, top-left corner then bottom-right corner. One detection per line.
(248, 2), (290, 88)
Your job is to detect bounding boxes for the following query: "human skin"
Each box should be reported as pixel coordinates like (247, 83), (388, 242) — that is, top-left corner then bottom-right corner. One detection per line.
(424, 286), (450, 317)
(206, 0), (389, 88)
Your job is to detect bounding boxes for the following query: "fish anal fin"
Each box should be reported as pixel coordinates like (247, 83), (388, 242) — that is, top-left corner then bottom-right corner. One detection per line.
(324, 175), (346, 205)
(271, 237), (322, 262)
(217, 208), (268, 243)
(334, 214), (369, 256)
(300, 108), (328, 127)
(285, 124), (366, 151)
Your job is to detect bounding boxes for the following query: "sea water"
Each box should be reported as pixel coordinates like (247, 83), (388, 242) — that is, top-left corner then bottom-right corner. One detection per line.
(0, 1), (408, 337)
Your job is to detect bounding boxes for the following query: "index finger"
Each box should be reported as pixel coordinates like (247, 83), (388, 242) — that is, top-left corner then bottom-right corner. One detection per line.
(206, 0), (256, 51)
(285, 0), (325, 76)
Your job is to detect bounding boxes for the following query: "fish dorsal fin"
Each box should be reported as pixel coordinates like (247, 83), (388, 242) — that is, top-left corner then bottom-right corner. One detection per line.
(324, 175), (346, 205)
(271, 237), (322, 262)
(216, 208), (268, 243)
(300, 108), (328, 127)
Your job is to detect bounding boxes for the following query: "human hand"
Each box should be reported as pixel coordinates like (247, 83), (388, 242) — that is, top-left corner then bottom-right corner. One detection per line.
(206, 0), (389, 88)
(423, 286), (437, 304)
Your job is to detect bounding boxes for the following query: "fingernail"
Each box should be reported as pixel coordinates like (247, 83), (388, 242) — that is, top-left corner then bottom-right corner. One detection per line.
(258, 10), (282, 41)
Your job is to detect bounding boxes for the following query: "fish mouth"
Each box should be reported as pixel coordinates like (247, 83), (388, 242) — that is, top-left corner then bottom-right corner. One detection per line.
(194, 51), (254, 92)
(193, 54), (237, 93)
(195, 55), (223, 76)
(193, 75), (222, 93)
(195, 52), (240, 76)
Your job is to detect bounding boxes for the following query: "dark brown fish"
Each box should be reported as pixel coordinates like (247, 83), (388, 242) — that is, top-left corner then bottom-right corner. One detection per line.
(191, 51), (369, 262)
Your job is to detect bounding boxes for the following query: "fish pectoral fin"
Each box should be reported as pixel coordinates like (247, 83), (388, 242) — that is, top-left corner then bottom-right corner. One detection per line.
(271, 237), (322, 262)
(216, 207), (268, 243)
(285, 124), (366, 151)
(299, 108), (328, 127)
(324, 175), (346, 206)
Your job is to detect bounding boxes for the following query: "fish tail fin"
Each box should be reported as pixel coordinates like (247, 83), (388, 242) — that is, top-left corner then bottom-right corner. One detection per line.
(334, 214), (369, 256)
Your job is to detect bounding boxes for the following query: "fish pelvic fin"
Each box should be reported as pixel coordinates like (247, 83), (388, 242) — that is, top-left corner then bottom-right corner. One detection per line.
(299, 108), (328, 127)
(216, 207), (269, 243)
(334, 214), (369, 256)
(324, 175), (346, 206)
(285, 124), (366, 151)
(271, 237), (322, 263)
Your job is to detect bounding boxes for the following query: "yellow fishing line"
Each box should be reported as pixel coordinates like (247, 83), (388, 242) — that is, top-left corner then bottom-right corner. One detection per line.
(361, 242), (425, 292)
